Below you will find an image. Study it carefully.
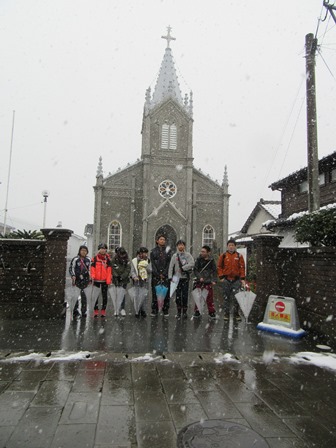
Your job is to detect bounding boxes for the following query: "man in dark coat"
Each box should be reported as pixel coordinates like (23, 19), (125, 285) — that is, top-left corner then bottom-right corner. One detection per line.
(193, 245), (217, 319)
(150, 235), (172, 317)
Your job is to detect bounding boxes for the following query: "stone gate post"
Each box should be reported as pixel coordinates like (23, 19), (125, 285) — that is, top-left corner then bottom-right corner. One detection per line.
(41, 228), (73, 318)
(252, 234), (283, 320)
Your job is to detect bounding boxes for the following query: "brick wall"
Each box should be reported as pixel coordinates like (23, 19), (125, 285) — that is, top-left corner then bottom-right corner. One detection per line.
(0, 228), (72, 319)
(253, 235), (336, 343)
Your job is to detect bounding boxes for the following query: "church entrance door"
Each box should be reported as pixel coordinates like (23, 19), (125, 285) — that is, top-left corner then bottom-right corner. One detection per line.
(155, 225), (177, 250)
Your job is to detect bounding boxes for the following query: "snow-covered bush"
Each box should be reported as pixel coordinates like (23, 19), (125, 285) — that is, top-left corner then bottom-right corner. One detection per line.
(295, 208), (336, 246)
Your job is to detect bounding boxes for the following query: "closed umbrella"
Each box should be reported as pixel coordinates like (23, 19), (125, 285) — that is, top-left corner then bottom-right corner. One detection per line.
(65, 285), (81, 318)
(169, 272), (181, 298)
(191, 287), (208, 315)
(128, 285), (148, 314)
(235, 289), (256, 320)
(109, 285), (126, 316)
(88, 284), (101, 315)
(155, 283), (168, 312)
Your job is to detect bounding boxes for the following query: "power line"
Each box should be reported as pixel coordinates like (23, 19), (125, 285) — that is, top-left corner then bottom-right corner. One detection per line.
(0, 202), (42, 213)
(276, 95), (305, 181)
(317, 47), (336, 79)
(258, 76), (305, 194)
(315, 1), (327, 38)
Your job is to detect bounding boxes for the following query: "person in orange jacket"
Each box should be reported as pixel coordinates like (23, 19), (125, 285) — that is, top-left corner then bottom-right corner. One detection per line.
(217, 239), (245, 321)
(91, 243), (112, 317)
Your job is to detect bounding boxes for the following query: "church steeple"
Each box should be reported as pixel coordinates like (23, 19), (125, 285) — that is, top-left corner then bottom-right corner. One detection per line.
(151, 26), (183, 107)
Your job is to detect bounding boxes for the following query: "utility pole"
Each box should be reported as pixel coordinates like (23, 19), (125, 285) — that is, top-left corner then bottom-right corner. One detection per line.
(305, 33), (320, 212)
(3, 110), (15, 235)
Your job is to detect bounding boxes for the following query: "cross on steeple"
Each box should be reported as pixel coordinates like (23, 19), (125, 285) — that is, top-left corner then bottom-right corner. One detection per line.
(161, 26), (176, 48)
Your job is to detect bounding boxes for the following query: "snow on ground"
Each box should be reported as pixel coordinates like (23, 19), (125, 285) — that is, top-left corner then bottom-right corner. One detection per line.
(130, 353), (170, 363)
(289, 352), (336, 371)
(214, 353), (240, 364)
(0, 351), (93, 363)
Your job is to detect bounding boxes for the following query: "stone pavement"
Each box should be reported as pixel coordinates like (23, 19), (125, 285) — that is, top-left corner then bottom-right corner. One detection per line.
(0, 304), (335, 447)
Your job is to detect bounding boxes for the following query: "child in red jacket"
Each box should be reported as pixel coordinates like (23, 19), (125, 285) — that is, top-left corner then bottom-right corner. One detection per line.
(91, 243), (112, 317)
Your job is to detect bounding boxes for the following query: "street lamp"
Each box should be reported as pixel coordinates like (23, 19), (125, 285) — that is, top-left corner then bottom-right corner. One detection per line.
(42, 190), (49, 228)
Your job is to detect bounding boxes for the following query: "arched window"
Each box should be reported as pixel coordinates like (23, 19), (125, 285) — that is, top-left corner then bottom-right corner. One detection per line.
(108, 221), (121, 251)
(161, 124), (177, 150)
(202, 225), (215, 248)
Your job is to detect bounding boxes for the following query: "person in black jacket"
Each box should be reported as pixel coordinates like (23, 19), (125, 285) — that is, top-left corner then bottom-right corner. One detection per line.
(150, 235), (172, 317)
(69, 245), (91, 318)
(111, 247), (131, 316)
(193, 245), (217, 319)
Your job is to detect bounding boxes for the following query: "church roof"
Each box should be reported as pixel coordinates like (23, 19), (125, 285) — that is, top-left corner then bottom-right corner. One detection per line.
(151, 47), (183, 107)
(145, 27), (193, 117)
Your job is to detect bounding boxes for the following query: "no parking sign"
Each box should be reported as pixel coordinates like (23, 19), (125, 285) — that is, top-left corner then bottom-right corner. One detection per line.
(269, 299), (291, 324)
(257, 295), (306, 338)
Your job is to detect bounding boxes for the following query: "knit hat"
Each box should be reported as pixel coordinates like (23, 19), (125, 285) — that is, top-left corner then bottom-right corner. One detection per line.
(98, 243), (108, 250)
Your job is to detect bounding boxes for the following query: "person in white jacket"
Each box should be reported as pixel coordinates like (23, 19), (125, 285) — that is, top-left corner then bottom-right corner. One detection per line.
(168, 240), (194, 319)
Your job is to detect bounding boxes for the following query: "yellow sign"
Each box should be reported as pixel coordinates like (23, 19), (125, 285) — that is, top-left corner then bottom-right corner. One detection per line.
(269, 311), (291, 323)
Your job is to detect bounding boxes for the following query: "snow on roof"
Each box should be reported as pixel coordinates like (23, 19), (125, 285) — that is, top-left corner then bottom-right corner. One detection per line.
(236, 236), (253, 242)
(261, 202), (281, 219)
(241, 199), (281, 234)
(263, 202), (336, 229)
(270, 150), (336, 190)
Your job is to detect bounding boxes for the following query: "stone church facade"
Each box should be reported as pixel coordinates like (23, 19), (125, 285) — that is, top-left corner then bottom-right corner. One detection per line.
(92, 28), (229, 256)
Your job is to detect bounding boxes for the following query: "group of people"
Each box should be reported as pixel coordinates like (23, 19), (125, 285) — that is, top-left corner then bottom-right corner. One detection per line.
(68, 235), (246, 321)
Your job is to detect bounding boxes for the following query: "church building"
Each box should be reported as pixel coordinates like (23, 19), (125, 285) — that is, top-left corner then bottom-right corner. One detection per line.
(92, 28), (229, 256)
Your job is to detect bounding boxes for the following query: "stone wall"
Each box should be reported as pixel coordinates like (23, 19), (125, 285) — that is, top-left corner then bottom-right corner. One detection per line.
(253, 235), (336, 343)
(0, 228), (72, 319)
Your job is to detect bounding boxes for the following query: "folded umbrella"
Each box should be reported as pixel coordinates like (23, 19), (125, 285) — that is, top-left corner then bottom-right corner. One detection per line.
(235, 289), (256, 320)
(191, 287), (208, 315)
(88, 284), (101, 315)
(128, 285), (148, 314)
(170, 272), (181, 298)
(64, 285), (81, 318)
(155, 283), (168, 312)
(108, 285), (126, 315)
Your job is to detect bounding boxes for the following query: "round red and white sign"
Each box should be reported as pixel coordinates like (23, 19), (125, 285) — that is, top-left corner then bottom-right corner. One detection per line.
(275, 301), (285, 312)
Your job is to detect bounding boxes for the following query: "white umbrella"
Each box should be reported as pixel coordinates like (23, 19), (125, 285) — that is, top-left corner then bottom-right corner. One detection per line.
(64, 285), (81, 318)
(169, 272), (181, 298)
(235, 289), (256, 320)
(109, 285), (125, 315)
(128, 286), (148, 314)
(87, 284), (101, 315)
(191, 287), (208, 315)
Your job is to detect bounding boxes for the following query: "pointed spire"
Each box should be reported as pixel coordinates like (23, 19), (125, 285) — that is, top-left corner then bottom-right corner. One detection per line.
(144, 87), (151, 112)
(189, 91), (193, 117)
(96, 156), (103, 177)
(152, 27), (183, 107)
(222, 165), (229, 187)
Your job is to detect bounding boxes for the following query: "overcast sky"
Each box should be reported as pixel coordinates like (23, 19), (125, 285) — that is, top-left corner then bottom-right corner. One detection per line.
(0, 0), (335, 237)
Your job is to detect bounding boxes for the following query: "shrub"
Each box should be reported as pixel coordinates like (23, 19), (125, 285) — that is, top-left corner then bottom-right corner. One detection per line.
(295, 208), (336, 247)
(0, 229), (44, 240)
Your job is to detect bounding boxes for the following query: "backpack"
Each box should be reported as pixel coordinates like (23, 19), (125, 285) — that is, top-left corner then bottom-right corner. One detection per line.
(221, 251), (241, 269)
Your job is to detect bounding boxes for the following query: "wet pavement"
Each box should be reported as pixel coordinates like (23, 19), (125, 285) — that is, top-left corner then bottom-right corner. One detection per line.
(0, 297), (335, 447)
